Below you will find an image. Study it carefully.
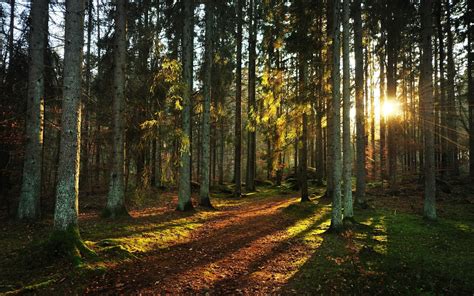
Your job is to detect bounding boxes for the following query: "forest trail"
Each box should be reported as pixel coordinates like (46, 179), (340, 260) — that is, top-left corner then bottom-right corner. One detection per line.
(84, 195), (328, 295)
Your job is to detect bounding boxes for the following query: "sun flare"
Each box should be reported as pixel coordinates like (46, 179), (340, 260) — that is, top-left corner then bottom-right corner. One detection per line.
(382, 100), (402, 118)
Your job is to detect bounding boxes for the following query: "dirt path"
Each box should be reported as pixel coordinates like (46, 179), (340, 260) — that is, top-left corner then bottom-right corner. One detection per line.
(84, 196), (324, 295)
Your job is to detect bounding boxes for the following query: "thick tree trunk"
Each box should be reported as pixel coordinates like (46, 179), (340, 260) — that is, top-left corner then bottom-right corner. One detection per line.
(18, 0), (49, 220)
(177, 0), (194, 211)
(379, 39), (386, 185)
(342, 0), (353, 220)
(421, 0), (436, 220)
(105, 0), (128, 218)
(199, 0), (213, 208)
(53, 0), (90, 259)
(329, 0), (342, 231)
(246, 0), (257, 192)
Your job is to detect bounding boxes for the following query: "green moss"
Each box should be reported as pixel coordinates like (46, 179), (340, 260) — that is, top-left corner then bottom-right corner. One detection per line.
(46, 225), (97, 266)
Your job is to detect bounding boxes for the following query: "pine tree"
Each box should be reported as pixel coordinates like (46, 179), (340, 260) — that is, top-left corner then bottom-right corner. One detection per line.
(421, 0), (436, 220)
(177, 0), (194, 211)
(342, 0), (354, 220)
(18, 0), (49, 220)
(199, 0), (214, 208)
(104, 0), (129, 218)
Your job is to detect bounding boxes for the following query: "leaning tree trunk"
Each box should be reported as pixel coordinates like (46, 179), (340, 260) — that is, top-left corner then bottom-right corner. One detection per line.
(177, 0), (194, 211)
(105, 0), (128, 218)
(342, 0), (353, 220)
(199, 0), (213, 208)
(421, 0), (436, 220)
(18, 0), (49, 220)
(234, 0), (243, 196)
(52, 0), (95, 261)
(354, 0), (367, 207)
(328, 0), (342, 231)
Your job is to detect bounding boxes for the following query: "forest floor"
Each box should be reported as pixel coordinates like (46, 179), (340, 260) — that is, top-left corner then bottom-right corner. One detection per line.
(1, 181), (474, 295)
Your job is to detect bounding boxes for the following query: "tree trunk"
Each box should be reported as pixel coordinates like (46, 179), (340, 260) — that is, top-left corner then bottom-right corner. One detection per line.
(234, 0), (242, 197)
(52, 0), (95, 260)
(177, 0), (194, 211)
(468, 0), (474, 181)
(421, 0), (436, 220)
(105, 0), (128, 218)
(354, 0), (367, 206)
(18, 0), (49, 220)
(199, 0), (213, 208)
(299, 55), (309, 202)
(445, 1), (459, 177)
(328, 0), (342, 231)
(342, 0), (353, 219)
(246, 0), (257, 192)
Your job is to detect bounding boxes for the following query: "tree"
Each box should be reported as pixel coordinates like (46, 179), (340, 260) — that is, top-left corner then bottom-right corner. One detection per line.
(199, 0), (213, 208)
(104, 0), (129, 218)
(52, 0), (94, 260)
(246, 0), (257, 192)
(354, 0), (367, 207)
(468, 0), (474, 181)
(234, 0), (243, 197)
(328, 0), (343, 231)
(342, 0), (354, 220)
(420, 0), (436, 220)
(445, 0), (459, 177)
(177, 0), (194, 211)
(17, 0), (49, 220)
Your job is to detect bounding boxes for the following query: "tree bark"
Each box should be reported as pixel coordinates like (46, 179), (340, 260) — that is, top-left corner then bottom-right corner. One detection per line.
(105, 0), (128, 218)
(468, 0), (474, 181)
(445, 1), (459, 177)
(54, 0), (86, 232)
(246, 0), (257, 192)
(18, 0), (49, 220)
(328, 0), (343, 231)
(177, 0), (194, 211)
(354, 0), (367, 206)
(342, 0), (353, 219)
(234, 0), (242, 197)
(421, 0), (436, 220)
(199, 0), (213, 207)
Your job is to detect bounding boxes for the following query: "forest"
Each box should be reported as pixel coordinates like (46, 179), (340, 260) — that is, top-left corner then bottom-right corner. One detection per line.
(0, 0), (473, 294)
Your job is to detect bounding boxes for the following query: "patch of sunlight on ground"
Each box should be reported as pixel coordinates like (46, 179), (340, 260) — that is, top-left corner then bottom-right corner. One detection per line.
(452, 222), (473, 233)
(91, 212), (219, 255)
(359, 215), (388, 255)
(285, 204), (331, 248)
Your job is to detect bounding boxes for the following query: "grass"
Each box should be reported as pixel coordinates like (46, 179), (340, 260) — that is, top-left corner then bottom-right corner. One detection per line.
(284, 200), (474, 295)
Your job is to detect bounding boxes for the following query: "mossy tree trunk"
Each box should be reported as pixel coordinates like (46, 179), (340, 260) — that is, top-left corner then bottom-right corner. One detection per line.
(105, 0), (129, 218)
(52, 0), (94, 262)
(18, 0), (49, 221)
